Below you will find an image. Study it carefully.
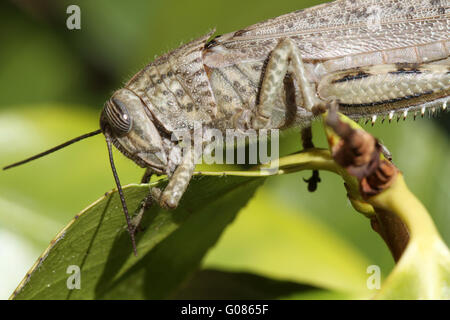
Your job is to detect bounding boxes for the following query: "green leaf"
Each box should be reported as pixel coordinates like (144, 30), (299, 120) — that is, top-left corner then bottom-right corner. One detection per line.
(12, 176), (264, 299)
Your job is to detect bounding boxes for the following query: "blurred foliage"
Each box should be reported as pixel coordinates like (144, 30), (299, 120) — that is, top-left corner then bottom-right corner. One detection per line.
(0, 0), (449, 299)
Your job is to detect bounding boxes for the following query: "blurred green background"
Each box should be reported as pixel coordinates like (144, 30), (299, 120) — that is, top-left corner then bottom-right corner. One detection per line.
(0, 0), (448, 299)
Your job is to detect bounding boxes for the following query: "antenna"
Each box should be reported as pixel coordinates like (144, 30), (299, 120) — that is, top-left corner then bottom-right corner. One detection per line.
(3, 129), (102, 170)
(105, 134), (138, 256)
(4, 128), (139, 255)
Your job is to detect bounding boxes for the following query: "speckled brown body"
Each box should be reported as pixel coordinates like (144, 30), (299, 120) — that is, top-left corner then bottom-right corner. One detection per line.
(100, 0), (449, 210)
(124, 0), (449, 136)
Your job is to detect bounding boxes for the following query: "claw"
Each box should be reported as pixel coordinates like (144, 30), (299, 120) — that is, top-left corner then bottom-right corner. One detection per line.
(131, 193), (154, 235)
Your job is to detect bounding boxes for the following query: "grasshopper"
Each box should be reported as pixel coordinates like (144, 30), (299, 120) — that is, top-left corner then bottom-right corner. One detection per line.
(4, 0), (449, 254)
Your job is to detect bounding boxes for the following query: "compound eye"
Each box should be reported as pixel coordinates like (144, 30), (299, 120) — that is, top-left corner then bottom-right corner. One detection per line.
(105, 97), (132, 136)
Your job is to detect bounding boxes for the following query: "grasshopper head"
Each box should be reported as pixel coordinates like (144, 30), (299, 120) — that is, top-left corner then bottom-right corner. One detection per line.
(100, 88), (168, 171)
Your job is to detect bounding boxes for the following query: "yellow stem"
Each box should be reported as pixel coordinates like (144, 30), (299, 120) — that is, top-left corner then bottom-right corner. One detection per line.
(369, 174), (439, 241)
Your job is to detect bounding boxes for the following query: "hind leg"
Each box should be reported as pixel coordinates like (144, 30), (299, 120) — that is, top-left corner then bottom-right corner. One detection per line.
(252, 38), (324, 129)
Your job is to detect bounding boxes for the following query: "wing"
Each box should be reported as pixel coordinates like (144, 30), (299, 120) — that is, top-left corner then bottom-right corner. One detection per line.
(204, 0), (449, 67)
